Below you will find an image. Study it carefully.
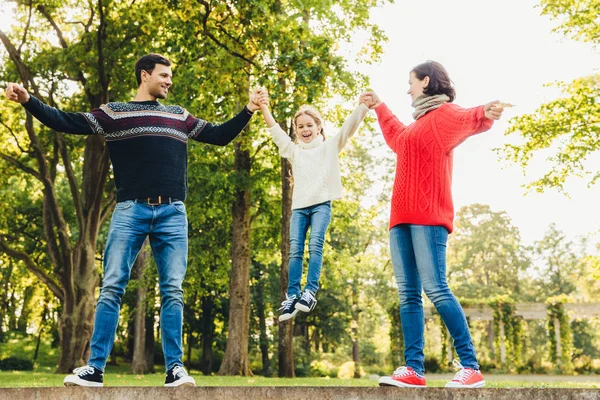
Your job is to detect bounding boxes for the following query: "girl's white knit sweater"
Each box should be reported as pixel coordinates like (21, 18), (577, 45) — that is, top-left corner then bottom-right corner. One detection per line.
(268, 104), (369, 209)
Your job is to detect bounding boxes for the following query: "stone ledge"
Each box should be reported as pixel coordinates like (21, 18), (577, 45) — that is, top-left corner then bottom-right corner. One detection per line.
(1, 387), (600, 400)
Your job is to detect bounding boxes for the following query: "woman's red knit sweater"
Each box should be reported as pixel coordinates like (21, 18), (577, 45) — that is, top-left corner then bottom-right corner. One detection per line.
(375, 102), (494, 233)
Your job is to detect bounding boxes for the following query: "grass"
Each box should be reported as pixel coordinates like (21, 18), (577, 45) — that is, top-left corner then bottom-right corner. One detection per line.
(1, 334), (599, 389)
(1, 369), (599, 388)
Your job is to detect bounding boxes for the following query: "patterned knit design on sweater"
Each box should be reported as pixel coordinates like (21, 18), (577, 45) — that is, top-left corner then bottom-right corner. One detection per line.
(79, 101), (208, 202)
(376, 102), (493, 233)
(83, 102), (206, 142)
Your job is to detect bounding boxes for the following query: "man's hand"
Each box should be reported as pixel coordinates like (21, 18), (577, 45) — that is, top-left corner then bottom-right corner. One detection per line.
(5, 83), (30, 104)
(247, 87), (269, 112)
(484, 101), (504, 120)
(359, 92), (382, 109)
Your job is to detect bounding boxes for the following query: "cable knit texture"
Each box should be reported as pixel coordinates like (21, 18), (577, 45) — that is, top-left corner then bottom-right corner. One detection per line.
(269, 104), (369, 209)
(376, 102), (493, 233)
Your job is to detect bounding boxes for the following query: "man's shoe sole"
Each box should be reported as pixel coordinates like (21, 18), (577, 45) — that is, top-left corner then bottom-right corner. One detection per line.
(164, 376), (196, 387)
(64, 376), (103, 387)
(378, 376), (426, 388)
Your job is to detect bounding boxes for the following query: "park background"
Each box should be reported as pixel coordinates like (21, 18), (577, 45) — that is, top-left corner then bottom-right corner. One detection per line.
(0, 0), (599, 385)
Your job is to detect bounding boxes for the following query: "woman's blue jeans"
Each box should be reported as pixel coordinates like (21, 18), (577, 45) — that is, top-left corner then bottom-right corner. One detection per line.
(287, 201), (332, 297)
(389, 224), (479, 375)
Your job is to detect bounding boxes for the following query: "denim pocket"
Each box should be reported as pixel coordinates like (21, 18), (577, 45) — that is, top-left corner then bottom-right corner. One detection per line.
(172, 201), (186, 214)
(115, 200), (134, 210)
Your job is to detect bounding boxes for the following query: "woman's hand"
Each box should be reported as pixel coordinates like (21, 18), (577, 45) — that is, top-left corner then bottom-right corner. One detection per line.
(359, 92), (382, 109)
(484, 101), (504, 120)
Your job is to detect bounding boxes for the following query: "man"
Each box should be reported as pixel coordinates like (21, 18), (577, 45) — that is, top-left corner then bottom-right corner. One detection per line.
(5, 53), (265, 387)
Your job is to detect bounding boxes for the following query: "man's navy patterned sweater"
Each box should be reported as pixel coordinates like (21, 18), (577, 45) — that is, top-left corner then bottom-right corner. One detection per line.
(23, 96), (253, 202)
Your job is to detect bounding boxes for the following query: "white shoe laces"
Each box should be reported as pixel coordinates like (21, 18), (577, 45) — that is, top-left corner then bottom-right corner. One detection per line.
(300, 290), (315, 304)
(73, 366), (95, 376)
(172, 365), (187, 378)
(451, 359), (474, 382)
(278, 294), (296, 311)
(392, 366), (412, 377)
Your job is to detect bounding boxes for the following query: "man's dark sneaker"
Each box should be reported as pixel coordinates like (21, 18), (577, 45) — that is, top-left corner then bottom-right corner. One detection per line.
(295, 290), (317, 313)
(63, 365), (104, 387)
(278, 294), (299, 322)
(164, 365), (196, 387)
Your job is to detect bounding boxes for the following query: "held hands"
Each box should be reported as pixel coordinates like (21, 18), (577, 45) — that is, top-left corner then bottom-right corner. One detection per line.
(359, 92), (382, 109)
(5, 83), (30, 104)
(484, 101), (505, 120)
(247, 87), (269, 112)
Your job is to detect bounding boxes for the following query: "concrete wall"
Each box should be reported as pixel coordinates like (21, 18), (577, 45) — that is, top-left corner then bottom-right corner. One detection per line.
(1, 387), (599, 400)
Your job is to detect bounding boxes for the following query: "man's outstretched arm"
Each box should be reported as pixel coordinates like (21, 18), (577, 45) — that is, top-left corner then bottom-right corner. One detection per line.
(5, 83), (94, 135)
(189, 88), (267, 146)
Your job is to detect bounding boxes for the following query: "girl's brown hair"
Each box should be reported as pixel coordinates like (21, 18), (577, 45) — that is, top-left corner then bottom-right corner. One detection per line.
(293, 105), (326, 140)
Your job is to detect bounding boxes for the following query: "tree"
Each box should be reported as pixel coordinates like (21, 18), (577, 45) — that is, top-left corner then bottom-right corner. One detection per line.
(162, 0), (390, 376)
(531, 223), (580, 300)
(0, 0), (171, 372)
(499, 0), (600, 193)
(447, 204), (531, 300)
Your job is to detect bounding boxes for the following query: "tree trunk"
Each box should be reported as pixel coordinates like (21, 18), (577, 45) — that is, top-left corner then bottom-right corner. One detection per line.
(199, 295), (215, 375)
(7, 289), (17, 331)
(0, 261), (13, 341)
(144, 310), (156, 372)
(17, 286), (36, 332)
(56, 134), (110, 372)
(351, 281), (360, 378)
(218, 129), (253, 376)
(56, 241), (100, 372)
(253, 264), (271, 376)
(132, 239), (152, 374)
(1, 14), (112, 374)
(278, 120), (295, 377)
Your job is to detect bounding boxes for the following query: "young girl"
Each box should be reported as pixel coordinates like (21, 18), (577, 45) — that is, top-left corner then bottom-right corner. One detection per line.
(360, 61), (504, 389)
(259, 96), (370, 321)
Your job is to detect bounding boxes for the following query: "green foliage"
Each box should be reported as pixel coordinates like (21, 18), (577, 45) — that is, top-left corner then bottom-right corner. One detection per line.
(531, 224), (581, 300)
(488, 295), (524, 369)
(501, 75), (600, 193)
(387, 303), (403, 367)
(0, 357), (33, 371)
(546, 295), (574, 373)
(448, 204), (530, 300)
(500, 0), (600, 193)
(540, 0), (600, 44)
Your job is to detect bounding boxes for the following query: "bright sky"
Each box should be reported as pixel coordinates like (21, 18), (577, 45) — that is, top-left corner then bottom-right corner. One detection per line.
(2, 0), (599, 247)
(356, 0), (600, 247)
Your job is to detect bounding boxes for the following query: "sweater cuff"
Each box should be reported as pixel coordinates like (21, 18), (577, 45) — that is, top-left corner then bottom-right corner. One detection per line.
(374, 102), (390, 118)
(21, 95), (37, 111)
(358, 103), (370, 112)
(244, 105), (255, 116)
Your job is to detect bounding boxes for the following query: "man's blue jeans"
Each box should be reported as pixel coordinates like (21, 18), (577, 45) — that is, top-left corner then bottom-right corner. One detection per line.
(87, 200), (188, 372)
(287, 201), (332, 297)
(389, 224), (479, 375)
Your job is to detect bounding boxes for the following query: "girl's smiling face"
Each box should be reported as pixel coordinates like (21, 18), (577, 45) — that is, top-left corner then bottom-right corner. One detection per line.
(295, 114), (321, 144)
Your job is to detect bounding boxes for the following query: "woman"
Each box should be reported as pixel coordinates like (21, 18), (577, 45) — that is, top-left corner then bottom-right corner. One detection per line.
(361, 61), (503, 388)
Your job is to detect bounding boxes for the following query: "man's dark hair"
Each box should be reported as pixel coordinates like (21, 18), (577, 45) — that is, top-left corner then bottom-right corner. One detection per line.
(135, 53), (171, 86)
(411, 60), (456, 102)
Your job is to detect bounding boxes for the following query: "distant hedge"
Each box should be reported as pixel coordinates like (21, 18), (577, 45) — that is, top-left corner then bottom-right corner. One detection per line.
(0, 357), (34, 371)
